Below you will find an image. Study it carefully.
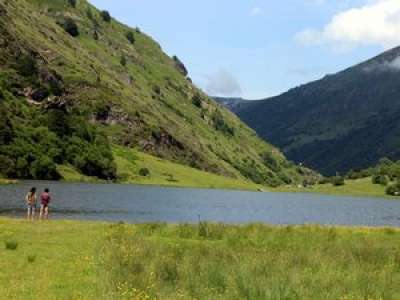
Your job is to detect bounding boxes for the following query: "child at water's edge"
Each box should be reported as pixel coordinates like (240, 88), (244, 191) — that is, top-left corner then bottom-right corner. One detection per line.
(25, 187), (37, 221)
(40, 188), (51, 220)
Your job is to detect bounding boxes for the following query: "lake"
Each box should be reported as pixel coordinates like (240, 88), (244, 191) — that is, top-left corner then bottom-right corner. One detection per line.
(1, 181), (400, 226)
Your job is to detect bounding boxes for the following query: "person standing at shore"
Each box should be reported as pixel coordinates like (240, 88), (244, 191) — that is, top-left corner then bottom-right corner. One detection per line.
(39, 188), (52, 220)
(25, 187), (37, 221)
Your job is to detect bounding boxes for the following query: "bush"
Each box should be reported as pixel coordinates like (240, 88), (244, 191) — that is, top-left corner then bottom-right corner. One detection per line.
(172, 55), (188, 76)
(153, 85), (161, 95)
(191, 93), (202, 108)
(27, 255), (36, 263)
(372, 174), (389, 186)
(386, 182), (400, 196)
(0, 155), (14, 177)
(125, 31), (135, 44)
(30, 155), (60, 180)
(67, 0), (76, 7)
(5, 240), (18, 250)
(120, 55), (127, 67)
(261, 151), (281, 172)
(86, 8), (93, 20)
(332, 176), (345, 186)
(139, 168), (150, 177)
(16, 54), (37, 77)
(62, 18), (79, 37)
(101, 10), (111, 22)
(212, 111), (235, 136)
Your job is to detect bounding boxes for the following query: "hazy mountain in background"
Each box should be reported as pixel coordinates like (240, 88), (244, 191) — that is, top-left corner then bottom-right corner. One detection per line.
(216, 46), (400, 175)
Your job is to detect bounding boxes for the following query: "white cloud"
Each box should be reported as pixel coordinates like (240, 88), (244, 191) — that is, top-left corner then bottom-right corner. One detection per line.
(296, 0), (400, 51)
(205, 69), (242, 97)
(250, 7), (264, 16)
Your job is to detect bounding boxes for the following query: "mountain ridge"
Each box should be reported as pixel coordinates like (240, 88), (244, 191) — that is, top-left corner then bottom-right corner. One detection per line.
(217, 46), (400, 175)
(0, 0), (316, 186)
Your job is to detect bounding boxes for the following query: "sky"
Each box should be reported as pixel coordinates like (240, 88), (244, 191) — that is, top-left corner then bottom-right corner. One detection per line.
(89, 0), (400, 99)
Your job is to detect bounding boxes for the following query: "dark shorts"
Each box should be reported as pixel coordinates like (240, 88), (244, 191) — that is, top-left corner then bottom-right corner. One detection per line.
(41, 203), (49, 208)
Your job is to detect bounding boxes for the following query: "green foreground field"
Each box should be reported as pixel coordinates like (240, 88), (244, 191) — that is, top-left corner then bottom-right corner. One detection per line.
(275, 177), (393, 199)
(0, 218), (399, 299)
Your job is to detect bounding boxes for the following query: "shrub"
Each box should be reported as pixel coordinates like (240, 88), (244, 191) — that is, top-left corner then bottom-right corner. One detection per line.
(212, 111), (235, 136)
(67, 0), (76, 7)
(5, 240), (18, 250)
(191, 93), (202, 108)
(261, 151), (281, 172)
(139, 168), (150, 177)
(372, 174), (389, 186)
(100, 10), (111, 22)
(86, 8), (93, 20)
(62, 18), (79, 37)
(332, 176), (345, 186)
(30, 155), (60, 180)
(27, 255), (36, 263)
(153, 85), (161, 95)
(125, 31), (135, 44)
(16, 54), (37, 77)
(0, 155), (14, 178)
(386, 182), (400, 196)
(120, 55), (127, 67)
(172, 55), (188, 76)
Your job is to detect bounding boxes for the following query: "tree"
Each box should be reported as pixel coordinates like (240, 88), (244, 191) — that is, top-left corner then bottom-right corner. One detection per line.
(386, 181), (400, 196)
(125, 31), (135, 44)
(332, 176), (345, 186)
(100, 10), (111, 22)
(62, 18), (79, 37)
(372, 174), (389, 186)
(139, 168), (150, 177)
(67, 0), (76, 8)
(191, 93), (202, 108)
(30, 155), (60, 180)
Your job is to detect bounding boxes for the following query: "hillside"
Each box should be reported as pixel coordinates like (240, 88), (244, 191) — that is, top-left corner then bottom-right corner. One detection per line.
(0, 0), (315, 187)
(220, 47), (400, 176)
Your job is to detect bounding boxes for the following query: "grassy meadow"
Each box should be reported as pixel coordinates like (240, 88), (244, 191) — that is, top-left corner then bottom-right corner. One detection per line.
(57, 146), (263, 191)
(275, 177), (395, 199)
(1, 218), (399, 299)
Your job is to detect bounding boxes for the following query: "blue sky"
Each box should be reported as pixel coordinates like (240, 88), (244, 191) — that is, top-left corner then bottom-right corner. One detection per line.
(89, 0), (400, 99)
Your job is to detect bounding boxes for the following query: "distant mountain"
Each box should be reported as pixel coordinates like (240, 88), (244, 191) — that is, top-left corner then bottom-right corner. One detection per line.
(218, 47), (400, 175)
(214, 97), (247, 111)
(0, 0), (316, 186)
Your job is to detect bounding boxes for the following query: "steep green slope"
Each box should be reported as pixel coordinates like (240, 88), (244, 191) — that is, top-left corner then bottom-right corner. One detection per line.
(222, 47), (400, 176)
(0, 0), (316, 187)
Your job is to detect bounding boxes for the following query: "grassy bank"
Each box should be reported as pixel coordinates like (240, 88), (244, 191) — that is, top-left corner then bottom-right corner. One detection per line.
(0, 179), (17, 185)
(275, 177), (395, 199)
(1, 218), (399, 299)
(58, 146), (263, 191)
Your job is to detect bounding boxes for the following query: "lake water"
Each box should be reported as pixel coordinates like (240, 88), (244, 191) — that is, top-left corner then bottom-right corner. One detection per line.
(1, 181), (400, 226)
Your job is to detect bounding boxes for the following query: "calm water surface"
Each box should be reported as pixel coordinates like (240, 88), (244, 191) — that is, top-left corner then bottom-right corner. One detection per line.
(1, 181), (400, 226)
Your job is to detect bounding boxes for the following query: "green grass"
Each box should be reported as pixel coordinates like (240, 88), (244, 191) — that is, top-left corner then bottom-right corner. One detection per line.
(0, 218), (399, 299)
(0, 179), (17, 185)
(57, 146), (263, 191)
(112, 146), (263, 191)
(274, 177), (396, 199)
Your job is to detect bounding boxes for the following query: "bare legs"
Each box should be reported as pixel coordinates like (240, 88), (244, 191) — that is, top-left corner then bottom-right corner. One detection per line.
(27, 206), (36, 221)
(39, 205), (49, 220)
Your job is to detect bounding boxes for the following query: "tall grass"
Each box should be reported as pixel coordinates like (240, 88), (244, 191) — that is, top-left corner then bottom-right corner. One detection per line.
(99, 223), (400, 300)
